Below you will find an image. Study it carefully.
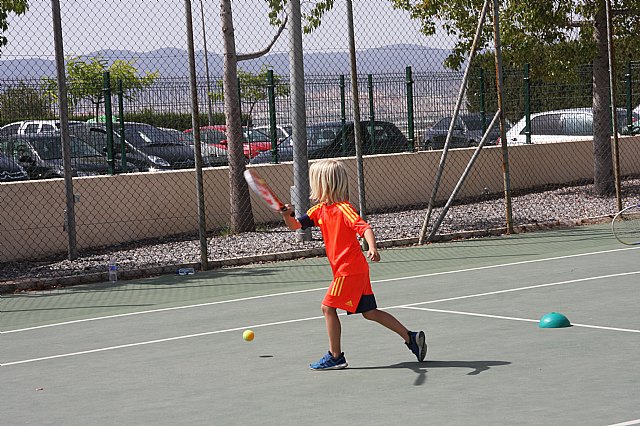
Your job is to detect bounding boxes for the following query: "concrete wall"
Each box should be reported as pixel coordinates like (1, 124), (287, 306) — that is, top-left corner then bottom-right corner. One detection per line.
(2, 136), (639, 262)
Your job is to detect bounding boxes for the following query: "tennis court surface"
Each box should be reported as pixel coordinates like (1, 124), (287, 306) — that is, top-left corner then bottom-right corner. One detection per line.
(2, 224), (639, 425)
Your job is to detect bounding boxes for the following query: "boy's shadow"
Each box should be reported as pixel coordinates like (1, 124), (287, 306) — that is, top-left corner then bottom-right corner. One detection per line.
(349, 360), (511, 386)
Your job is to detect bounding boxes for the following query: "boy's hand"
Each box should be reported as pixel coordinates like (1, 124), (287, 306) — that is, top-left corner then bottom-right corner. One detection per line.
(362, 229), (379, 262)
(367, 247), (380, 262)
(280, 204), (293, 217)
(280, 204), (301, 230)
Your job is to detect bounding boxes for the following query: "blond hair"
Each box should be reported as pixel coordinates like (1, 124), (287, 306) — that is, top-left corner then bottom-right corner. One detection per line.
(309, 159), (349, 204)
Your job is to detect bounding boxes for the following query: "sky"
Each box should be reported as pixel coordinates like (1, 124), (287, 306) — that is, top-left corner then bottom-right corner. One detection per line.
(1, 0), (455, 60)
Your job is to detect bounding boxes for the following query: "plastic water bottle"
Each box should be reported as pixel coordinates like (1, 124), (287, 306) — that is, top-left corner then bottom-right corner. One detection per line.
(177, 267), (195, 276)
(108, 259), (118, 283)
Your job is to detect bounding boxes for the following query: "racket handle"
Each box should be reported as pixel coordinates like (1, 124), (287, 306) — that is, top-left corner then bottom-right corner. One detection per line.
(280, 205), (295, 217)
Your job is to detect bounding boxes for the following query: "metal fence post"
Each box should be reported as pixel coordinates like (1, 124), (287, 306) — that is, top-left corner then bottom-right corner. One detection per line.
(524, 63), (531, 145)
(51, 0), (77, 260)
(237, 79), (243, 126)
(184, 0), (208, 270)
(479, 67), (486, 133)
(346, 0), (366, 224)
(116, 79), (127, 172)
(103, 71), (115, 175)
(367, 74), (375, 152)
(626, 61), (633, 134)
(493, 0), (514, 234)
(340, 74), (347, 156)
(288, 0), (311, 242)
(199, 0), (214, 127)
(405, 66), (415, 151)
(606, 0), (622, 211)
(266, 69), (278, 164)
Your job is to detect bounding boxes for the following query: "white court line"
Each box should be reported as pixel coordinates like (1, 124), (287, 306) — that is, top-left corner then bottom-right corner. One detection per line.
(3, 246), (638, 334)
(3, 270), (639, 366)
(0, 287), (323, 334)
(395, 270), (640, 308)
(400, 306), (640, 333)
(373, 245), (639, 284)
(608, 419), (640, 426)
(0, 314), (326, 366)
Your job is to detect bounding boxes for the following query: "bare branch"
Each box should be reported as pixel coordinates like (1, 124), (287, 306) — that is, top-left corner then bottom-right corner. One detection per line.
(237, 15), (288, 62)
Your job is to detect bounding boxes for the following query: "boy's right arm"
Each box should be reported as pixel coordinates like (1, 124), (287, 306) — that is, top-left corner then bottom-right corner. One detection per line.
(280, 204), (302, 230)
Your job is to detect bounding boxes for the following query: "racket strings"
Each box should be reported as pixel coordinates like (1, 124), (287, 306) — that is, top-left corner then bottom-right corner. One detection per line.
(613, 206), (640, 245)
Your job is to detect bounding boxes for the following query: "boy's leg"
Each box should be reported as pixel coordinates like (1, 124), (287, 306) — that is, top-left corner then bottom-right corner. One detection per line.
(363, 308), (428, 362)
(322, 304), (342, 357)
(362, 308), (409, 341)
(309, 304), (348, 370)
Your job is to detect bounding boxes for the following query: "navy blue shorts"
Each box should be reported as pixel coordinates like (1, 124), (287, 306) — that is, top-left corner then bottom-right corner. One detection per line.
(347, 294), (377, 315)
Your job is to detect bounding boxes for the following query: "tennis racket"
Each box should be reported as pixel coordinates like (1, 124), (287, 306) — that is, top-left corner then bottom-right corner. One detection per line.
(611, 203), (640, 245)
(243, 169), (286, 212)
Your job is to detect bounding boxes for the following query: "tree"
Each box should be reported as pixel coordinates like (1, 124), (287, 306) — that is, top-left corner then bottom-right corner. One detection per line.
(0, 81), (51, 121)
(267, 0), (333, 33)
(211, 65), (290, 128)
(0, 0), (28, 53)
(220, 0), (289, 234)
(221, 0), (331, 234)
(391, 0), (640, 196)
(43, 56), (158, 120)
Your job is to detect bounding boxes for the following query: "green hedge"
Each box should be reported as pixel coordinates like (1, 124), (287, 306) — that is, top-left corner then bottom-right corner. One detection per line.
(122, 111), (226, 131)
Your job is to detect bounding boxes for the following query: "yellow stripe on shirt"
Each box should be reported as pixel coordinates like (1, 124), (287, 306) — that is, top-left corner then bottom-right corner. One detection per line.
(307, 203), (323, 217)
(336, 202), (359, 223)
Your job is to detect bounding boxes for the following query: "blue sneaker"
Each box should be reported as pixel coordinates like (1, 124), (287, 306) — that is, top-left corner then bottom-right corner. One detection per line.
(406, 331), (427, 362)
(309, 351), (348, 370)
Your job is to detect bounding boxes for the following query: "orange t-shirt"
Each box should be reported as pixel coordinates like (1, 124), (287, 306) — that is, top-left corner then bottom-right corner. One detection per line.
(306, 201), (371, 277)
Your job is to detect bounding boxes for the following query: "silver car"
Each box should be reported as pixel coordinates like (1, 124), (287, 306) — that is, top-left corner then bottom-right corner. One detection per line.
(504, 108), (639, 145)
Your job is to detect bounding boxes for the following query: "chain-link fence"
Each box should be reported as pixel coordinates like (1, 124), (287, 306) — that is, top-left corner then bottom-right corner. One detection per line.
(1, 1), (640, 287)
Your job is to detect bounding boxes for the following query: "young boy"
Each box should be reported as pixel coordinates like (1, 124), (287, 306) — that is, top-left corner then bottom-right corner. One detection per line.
(280, 159), (427, 370)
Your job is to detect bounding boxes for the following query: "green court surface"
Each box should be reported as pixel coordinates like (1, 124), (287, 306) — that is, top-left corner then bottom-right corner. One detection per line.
(2, 224), (639, 425)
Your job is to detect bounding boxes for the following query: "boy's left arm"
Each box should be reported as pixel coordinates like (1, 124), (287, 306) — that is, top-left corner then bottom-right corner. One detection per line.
(280, 204), (302, 230)
(344, 202), (379, 262)
(363, 228), (380, 262)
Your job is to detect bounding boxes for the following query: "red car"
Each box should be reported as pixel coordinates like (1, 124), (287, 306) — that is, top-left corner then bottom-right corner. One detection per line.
(183, 125), (272, 160)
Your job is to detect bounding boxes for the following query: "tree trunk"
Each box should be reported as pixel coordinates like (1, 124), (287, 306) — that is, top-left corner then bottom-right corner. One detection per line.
(220, 0), (255, 233)
(592, 1), (615, 196)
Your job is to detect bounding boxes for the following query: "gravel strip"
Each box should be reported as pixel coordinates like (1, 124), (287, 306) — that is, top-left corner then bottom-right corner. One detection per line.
(1, 179), (639, 291)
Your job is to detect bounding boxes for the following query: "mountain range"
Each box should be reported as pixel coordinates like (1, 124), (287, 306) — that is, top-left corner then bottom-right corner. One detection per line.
(0, 44), (452, 80)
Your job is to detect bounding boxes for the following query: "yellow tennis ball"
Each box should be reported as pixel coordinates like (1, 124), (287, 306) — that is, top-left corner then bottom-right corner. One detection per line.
(243, 330), (254, 342)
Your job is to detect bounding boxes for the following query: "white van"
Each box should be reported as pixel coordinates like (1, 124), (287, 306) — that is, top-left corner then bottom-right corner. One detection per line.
(0, 120), (60, 136)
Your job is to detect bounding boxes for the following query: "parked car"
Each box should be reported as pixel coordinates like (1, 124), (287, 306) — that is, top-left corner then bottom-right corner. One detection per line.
(0, 134), (138, 179)
(158, 127), (184, 137)
(503, 108), (640, 145)
(250, 120), (410, 164)
(251, 125), (292, 144)
(116, 122), (196, 169)
(0, 120), (60, 136)
(0, 152), (29, 182)
(180, 126), (231, 166)
(69, 123), (184, 172)
(0, 120), (83, 137)
(419, 112), (507, 150)
(183, 125), (273, 163)
(244, 127), (272, 143)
